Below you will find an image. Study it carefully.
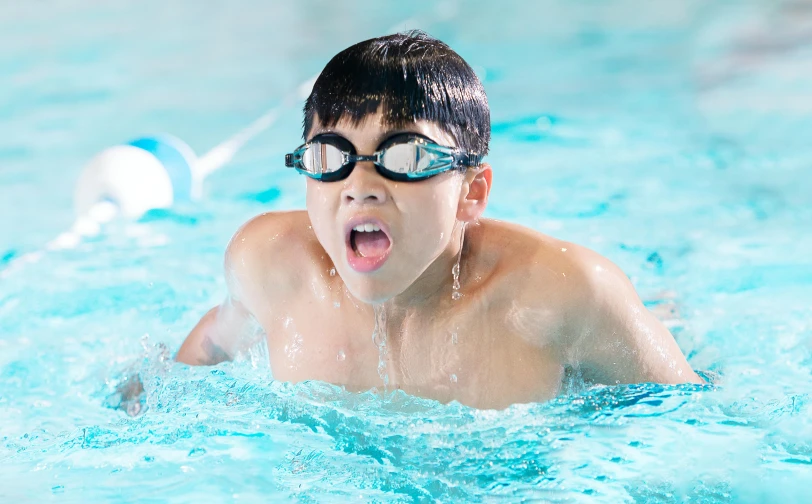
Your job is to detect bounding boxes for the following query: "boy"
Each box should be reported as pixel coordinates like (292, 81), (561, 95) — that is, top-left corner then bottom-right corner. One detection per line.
(176, 31), (703, 409)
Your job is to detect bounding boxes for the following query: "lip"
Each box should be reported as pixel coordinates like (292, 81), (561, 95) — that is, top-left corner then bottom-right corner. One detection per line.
(344, 216), (393, 273)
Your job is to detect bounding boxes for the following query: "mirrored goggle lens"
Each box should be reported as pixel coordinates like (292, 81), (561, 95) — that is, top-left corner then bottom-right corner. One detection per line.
(301, 143), (345, 174)
(380, 143), (451, 174)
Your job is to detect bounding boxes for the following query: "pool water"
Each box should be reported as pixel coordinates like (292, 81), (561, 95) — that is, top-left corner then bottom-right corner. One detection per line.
(1, 0), (811, 501)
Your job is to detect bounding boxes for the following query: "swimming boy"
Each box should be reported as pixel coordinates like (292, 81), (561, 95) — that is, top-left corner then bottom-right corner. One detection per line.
(176, 31), (703, 409)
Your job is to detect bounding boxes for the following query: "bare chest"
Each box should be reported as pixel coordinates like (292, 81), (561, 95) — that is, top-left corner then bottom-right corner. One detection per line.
(257, 295), (565, 409)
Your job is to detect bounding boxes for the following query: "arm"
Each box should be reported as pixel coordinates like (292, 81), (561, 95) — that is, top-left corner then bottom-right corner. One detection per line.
(566, 249), (703, 385)
(175, 216), (275, 366)
(175, 296), (261, 365)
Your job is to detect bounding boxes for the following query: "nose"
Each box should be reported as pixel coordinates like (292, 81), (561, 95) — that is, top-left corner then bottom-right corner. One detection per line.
(340, 162), (388, 205)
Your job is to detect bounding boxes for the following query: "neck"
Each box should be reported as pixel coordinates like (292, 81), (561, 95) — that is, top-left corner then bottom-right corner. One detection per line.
(384, 220), (468, 317)
(362, 221), (471, 391)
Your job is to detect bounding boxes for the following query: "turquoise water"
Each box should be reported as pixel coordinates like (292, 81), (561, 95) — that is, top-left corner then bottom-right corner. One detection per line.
(2, 0), (811, 501)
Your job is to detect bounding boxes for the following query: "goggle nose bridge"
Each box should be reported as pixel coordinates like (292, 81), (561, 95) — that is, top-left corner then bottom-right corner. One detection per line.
(344, 152), (383, 165)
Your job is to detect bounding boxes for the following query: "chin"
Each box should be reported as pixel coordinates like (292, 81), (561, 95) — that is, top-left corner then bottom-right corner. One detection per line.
(345, 279), (398, 305)
(340, 264), (416, 305)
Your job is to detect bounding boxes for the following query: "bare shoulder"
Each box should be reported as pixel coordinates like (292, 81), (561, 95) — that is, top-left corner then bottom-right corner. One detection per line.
(470, 219), (701, 384)
(478, 218), (627, 287)
(467, 220), (584, 338)
(471, 219), (588, 291)
(470, 219), (624, 332)
(224, 210), (325, 307)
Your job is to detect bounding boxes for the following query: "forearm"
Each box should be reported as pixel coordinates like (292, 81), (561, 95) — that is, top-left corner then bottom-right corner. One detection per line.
(176, 307), (232, 365)
(176, 298), (262, 366)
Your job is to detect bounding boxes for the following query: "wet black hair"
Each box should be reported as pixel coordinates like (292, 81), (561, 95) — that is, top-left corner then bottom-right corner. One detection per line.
(303, 30), (490, 156)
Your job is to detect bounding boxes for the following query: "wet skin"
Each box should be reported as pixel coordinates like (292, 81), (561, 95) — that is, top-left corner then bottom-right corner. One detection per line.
(177, 112), (703, 410)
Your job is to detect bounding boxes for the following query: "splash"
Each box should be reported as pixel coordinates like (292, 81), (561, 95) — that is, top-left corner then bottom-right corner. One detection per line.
(372, 304), (389, 389)
(451, 222), (466, 300)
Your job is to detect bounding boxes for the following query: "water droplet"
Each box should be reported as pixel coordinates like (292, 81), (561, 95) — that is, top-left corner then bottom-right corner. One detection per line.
(451, 223), (466, 300)
(329, 268), (336, 276)
(336, 350), (346, 361)
(333, 301), (341, 308)
(450, 374), (458, 383)
(451, 332), (458, 345)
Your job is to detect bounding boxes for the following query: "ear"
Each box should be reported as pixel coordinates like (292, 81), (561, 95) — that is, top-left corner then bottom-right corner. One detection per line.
(457, 163), (493, 222)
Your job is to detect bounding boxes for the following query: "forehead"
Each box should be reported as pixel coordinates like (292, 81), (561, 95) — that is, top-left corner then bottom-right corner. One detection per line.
(307, 111), (457, 149)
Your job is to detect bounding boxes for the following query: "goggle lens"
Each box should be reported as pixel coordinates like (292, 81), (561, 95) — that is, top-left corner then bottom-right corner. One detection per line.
(301, 143), (344, 175)
(381, 143), (451, 174)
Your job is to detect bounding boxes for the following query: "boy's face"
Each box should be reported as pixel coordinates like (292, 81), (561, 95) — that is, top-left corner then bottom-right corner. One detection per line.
(305, 111), (477, 304)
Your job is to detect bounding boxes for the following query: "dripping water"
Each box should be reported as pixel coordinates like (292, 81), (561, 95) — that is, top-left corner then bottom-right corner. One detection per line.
(372, 304), (389, 389)
(329, 267), (340, 308)
(451, 222), (466, 300)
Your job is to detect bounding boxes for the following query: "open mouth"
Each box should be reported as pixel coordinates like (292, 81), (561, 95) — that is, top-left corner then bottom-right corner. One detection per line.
(346, 220), (392, 273)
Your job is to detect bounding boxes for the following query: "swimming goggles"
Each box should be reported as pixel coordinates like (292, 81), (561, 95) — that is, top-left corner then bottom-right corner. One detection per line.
(285, 132), (482, 182)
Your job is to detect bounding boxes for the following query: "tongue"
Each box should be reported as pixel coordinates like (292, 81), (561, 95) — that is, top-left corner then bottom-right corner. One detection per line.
(354, 230), (390, 258)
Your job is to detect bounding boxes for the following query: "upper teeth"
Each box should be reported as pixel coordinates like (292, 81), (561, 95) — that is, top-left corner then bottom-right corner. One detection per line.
(353, 223), (380, 232)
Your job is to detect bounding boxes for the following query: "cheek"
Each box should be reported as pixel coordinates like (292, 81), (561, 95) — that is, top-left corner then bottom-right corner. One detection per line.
(305, 182), (337, 244)
(422, 178), (462, 221)
(306, 180), (342, 210)
(401, 181), (461, 245)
